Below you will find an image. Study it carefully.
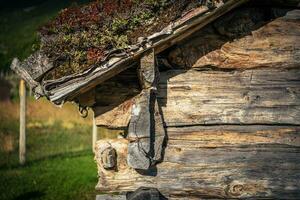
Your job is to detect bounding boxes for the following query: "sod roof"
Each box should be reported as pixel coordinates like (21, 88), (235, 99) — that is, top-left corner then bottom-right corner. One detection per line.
(11, 0), (247, 105)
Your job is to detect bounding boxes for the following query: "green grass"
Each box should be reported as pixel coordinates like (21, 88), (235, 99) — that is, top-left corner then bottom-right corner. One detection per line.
(0, 98), (99, 200)
(0, 153), (98, 200)
(0, 1), (103, 198)
(0, 0), (92, 72)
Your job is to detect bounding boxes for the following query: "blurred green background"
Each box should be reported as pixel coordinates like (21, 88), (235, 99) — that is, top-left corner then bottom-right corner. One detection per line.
(0, 1), (115, 200)
(0, 0), (92, 72)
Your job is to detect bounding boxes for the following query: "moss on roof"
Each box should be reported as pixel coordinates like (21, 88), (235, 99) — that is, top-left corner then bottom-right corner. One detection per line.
(38, 0), (204, 80)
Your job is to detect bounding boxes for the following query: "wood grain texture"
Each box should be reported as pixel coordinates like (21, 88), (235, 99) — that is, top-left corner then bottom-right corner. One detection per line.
(127, 89), (153, 169)
(93, 68), (300, 127)
(94, 99), (133, 128)
(95, 125), (300, 199)
(93, 67), (140, 128)
(191, 9), (300, 69)
(93, 68), (300, 128)
(157, 68), (300, 126)
(168, 8), (300, 70)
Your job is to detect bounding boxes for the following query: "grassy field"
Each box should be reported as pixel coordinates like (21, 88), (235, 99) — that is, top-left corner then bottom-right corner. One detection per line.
(0, 97), (99, 200)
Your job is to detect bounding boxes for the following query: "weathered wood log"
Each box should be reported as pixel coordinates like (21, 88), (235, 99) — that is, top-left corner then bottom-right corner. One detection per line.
(126, 50), (157, 170)
(94, 68), (300, 127)
(193, 9), (300, 69)
(158, 68), (300, 126)
(173, 9), (300, 70)
(95, 125), (300, 199)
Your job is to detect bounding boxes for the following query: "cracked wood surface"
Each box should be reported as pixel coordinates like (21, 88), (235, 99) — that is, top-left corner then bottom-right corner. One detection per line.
(95, 125), (300, 199)
(94, 68), (300, 128)
(158, 68), (300, 126)
(127, 49), (166, 170)
(192, 9), (300, 70)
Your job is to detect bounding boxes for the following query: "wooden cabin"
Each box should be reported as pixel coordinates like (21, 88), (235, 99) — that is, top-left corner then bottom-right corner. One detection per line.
(12, 0), (300, 199)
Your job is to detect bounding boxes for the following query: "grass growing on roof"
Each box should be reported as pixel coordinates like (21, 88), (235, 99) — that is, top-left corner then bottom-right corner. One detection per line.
(38, 0), (203, 80)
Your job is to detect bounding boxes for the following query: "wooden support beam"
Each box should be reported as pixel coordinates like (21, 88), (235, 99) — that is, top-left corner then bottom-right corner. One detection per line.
(127, 50), (157, 170)
(92, 116), (98, 153)
(93, 68), (300, 128)
(19, 79), (26, 165)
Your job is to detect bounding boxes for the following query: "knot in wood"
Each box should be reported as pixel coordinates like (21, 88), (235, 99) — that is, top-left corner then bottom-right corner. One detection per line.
(228, 183), (245, 197)
(101, 147), (117, 170)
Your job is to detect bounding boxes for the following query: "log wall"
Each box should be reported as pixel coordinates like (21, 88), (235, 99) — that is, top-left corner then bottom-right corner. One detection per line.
(95, 125), (300, 199)
(94, 8), (300, 199)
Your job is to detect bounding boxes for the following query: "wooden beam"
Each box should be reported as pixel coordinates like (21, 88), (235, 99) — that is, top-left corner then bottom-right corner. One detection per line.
(95, 125), (300, 199)
(191, 9), (300, 70)
(19, 79), (26, 165)
(92, 116), (98, 153)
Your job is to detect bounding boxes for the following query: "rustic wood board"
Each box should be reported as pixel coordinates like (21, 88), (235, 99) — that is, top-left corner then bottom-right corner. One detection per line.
(157, 69), (300, 126)
(95, 125), (300, 199)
